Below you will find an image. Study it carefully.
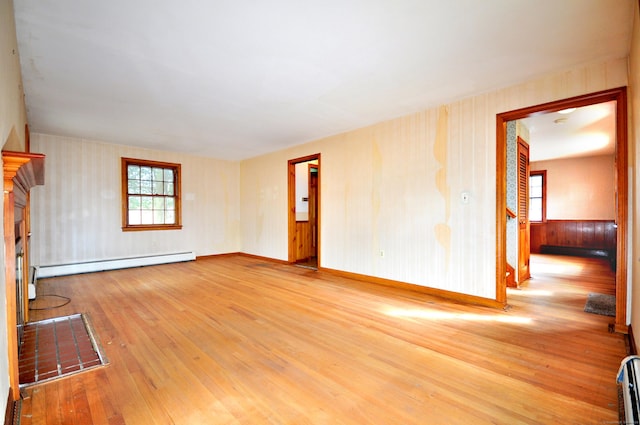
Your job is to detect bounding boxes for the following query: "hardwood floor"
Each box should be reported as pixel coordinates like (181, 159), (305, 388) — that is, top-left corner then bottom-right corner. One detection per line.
(17, 254), (626, 424)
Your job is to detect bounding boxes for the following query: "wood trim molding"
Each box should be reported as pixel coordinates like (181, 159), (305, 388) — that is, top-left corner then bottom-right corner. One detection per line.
(228, 253), (505, 309)
(196, 252), (242, 261)
(236, 252), (290, 265)
(3, 191), (18, 402)
(629, 324), (637, 355)
(2, 151), (44, 193)
(319, 266), (506, 309)
(495, 118), (507, 304)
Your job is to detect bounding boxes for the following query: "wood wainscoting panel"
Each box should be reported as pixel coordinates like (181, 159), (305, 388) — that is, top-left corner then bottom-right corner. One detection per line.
(530, 220), (616, 254)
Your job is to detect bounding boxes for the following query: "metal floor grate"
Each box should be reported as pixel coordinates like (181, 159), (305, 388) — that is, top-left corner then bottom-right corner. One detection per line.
(18, 313), (107, 387)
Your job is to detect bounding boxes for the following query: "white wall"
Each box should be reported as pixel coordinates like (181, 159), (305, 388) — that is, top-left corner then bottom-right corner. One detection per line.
(30, 134), (241, 266)
(531, 155), (615, 220)
(295, 162), (309, 221)
(240, 58), (628, 300)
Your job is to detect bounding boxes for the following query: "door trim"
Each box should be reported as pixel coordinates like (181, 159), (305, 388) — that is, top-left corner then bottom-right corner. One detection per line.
(495, 87), (628, 332)
(288, 153), (321, 264)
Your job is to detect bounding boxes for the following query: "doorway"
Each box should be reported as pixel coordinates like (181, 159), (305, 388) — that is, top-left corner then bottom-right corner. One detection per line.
(288, 154), (321, 268)
(496, 87), (628, 332)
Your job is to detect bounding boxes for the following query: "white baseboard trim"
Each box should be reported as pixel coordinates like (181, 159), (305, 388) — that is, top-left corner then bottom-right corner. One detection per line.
(36, 251), (196, 278)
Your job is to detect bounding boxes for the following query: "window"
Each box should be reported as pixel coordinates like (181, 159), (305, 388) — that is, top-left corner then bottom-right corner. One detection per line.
(529, 170), (546, 222)
(121, 157), (182, 231)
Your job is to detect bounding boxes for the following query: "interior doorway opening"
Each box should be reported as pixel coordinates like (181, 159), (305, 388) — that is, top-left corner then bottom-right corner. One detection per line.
(496, 87), (628, 333)
(288, 154), (321, 269)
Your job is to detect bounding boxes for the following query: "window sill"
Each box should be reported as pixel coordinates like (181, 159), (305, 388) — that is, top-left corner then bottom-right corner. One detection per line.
(122, 225), (183, 232)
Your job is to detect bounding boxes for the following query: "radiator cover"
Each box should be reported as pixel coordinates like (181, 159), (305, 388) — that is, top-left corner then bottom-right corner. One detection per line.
(36, 252), (196, 278)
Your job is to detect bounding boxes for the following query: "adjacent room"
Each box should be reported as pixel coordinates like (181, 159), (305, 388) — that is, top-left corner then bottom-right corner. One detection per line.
(1, 0), (640, 423)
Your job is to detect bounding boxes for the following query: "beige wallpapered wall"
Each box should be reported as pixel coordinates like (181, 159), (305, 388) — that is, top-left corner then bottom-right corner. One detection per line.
(240, 57), (628, 300)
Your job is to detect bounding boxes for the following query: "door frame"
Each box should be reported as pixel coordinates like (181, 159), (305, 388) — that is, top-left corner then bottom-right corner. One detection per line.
(288, 153), (321, 264)
(495, 87), (628, 332)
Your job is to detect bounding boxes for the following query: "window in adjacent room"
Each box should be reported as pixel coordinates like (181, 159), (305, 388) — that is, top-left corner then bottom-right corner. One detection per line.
(121, 157), (182, 231)
(529, 170), (546, 222)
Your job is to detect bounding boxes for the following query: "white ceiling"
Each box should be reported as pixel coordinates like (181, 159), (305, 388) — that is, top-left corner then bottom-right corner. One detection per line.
(13, 0), (634, 161)
(522, 101), (617, 162)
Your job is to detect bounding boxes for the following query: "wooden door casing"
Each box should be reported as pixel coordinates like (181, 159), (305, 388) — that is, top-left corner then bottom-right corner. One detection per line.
(288, 154), (321, 265)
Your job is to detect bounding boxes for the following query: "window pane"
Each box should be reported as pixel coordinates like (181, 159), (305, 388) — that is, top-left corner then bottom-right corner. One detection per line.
(529, 175), (542, 188)
(164, 169), (173, 181)
(530, 186), (542, 198)
(129, 210), (141, 225)
(141, 180), (152, 194)
(153, 197), (165, 209)
(165, 182), (174, 196)
(127, 165), (140, 179)
(141, 210), (153, 224)
(153, 210), (165, 224)
(166, 197), (175, 210)
(128, 180), (141, 195)
(140, 166), (152, 181)
(128, 196), (141, 210)
(141, 196), (153, 210)
(153, 181), (164, 195)
(165, 211), (175, 224)
(530, 198), (542, 222)
(153, 167), (164, 181)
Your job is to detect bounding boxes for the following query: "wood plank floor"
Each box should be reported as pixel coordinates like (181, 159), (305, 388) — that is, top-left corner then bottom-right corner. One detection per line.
(17, 254), (627, 424)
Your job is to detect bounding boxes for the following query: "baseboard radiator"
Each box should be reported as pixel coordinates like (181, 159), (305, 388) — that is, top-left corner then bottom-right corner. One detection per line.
(36, 251), (196, 278)
(617, 355), (640, 424)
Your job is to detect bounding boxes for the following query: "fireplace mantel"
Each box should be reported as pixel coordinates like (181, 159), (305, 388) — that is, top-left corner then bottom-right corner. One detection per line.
(3, 151), (45, 208)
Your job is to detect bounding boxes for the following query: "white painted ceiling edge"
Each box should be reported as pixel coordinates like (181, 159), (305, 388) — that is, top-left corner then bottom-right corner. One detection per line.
(13, 0), (634, 161)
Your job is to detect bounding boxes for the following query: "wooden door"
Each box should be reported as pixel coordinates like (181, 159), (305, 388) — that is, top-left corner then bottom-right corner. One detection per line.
(517, 137), (531, 283)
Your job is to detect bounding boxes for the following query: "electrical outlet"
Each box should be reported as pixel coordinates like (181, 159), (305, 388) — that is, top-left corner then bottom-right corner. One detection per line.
(461, 191), (470, 204)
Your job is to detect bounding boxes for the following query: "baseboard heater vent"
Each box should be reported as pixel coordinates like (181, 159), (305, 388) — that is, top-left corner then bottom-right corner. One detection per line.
(36, 251), (196, 278)
(617, 355), (640, 425)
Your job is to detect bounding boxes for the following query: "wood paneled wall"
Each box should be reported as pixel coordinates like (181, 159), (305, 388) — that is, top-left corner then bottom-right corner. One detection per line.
(530, 220), (616, 253)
